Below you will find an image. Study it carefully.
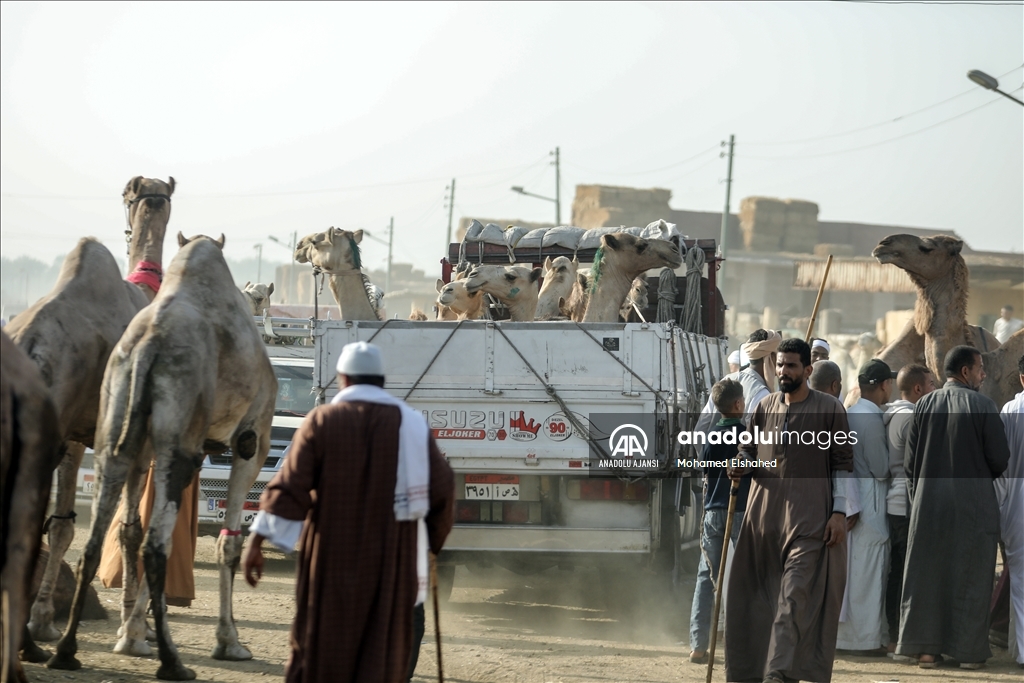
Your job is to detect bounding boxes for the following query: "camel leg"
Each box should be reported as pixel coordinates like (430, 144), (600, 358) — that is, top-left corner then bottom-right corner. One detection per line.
(28, 441), (85, 642)
(113, 458), (152, 656)
(143, 453), (197, 681)
(212, 448), (264, 661)
(47, 453), (130, 671)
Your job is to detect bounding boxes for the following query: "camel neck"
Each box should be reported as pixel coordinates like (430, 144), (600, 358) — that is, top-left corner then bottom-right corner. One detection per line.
(583, 269), (634, 322)
(327, 271), (378, 320)
(127, 206), (170, 275)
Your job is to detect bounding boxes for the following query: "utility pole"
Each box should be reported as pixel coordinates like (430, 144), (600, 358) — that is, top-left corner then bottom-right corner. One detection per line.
(254, 243), (263, 282)
(552, 146), (561, 225)
(386, 216), (394, 293)
(445, 179), (456, 254)
(719, 135), (735, 259)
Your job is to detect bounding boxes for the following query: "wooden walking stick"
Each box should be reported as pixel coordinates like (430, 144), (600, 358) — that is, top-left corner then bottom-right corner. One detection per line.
(429, 553), (444, 683)
(706, 479), (740, 683)
(804, 254), (833, 343)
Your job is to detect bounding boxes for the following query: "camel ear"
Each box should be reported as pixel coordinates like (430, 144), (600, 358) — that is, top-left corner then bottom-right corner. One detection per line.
(166, 177), (176, 196)
(177, 231), (189, 248)
(530, 267), (542, 283)
(577, 272), (588, 287)
(245, 281), (251, 289)
(571, 257), (579, 269)
(544, 256), (553, 271)
(603, 234), (620, 250)
(324, 228), (335, 245)
(558, 296), (567, 315)
(351, 229), (364, 244)
(215, 234), (226, 249)
(436, 279), (445, 293)
(945, 237), (964, 255)
(124, 176), (143, 200)
(670, 234), (681, 249)
(267, 283), (274, 296)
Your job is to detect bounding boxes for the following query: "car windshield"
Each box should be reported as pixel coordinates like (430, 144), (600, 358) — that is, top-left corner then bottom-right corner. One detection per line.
(275, 364), (316, 416)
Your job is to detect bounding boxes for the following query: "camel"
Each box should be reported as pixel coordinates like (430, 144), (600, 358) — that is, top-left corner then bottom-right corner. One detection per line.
(1, 331), (63, 683)
(619, 277), (649, 322)
(536, 256), (578, 320)
(242, 282), (274, 316)
(47, 234), (276, 680)
(583, 233), (682, 322)
(409, 307), (429, 321)
(463, 265), (542, 321)
(435, 277), (485, 320)
(5, 176), (175, 643)
(293, 228), (383, 320)
(844, 233), (1005, 406)
(561, 271), (591, 322)
(980, 328), (1024, 409)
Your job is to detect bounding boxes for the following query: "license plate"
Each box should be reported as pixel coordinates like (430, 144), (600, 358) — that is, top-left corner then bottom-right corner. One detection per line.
(465, 474), (519, 501)
(82, 474), (94, 493)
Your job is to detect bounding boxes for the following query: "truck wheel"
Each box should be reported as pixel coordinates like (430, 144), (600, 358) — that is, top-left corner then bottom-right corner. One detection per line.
(435, 564), (455, 603)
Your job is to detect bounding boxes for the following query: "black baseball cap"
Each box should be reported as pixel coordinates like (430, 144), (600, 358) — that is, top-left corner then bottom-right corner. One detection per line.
(859, 359), (897, 385)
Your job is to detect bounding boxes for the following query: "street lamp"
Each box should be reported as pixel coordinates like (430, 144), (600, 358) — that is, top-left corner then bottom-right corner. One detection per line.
(967, 70), (1024, 106)
(511, 186), (560, 224)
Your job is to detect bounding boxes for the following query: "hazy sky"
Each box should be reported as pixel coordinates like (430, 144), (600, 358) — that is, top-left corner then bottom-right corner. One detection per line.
(2, 1), (1021, 280)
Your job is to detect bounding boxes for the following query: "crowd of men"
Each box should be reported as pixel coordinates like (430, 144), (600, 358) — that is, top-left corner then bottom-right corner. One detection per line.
(688, 330), (1023, 682)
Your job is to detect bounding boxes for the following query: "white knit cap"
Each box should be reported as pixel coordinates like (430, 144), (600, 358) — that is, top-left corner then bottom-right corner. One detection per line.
(336, 341), (385, 376)
(812, 339), (831, 353)
(728, 350), (742, 365)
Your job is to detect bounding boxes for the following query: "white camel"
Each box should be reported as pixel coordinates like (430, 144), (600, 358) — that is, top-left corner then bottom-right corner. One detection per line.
(47, 234), (276, 681)
(242, 282), (274, 317)
(536, 256), (579, 320)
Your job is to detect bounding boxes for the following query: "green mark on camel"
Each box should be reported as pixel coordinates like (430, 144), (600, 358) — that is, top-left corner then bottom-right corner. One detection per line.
(349, 238), (362, 270)
(588, 246), (605, 295)
(509, 287), (520, 298)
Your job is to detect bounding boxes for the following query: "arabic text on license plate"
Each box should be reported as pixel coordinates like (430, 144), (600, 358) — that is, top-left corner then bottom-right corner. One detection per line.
(464, 482), (519, 500)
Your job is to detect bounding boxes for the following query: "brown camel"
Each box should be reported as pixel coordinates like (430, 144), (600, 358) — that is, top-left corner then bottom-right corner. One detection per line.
(583, 233), (682, 322)
(1, 331), (63, 683)
(463, 265), (542, 321)
(619, 277), (649, 322)
(536, 256), (579, 320)
(242, 282), (274, 316)
(980, 329), (1024, 409)
(435, 277), (485, 320)
(293, 228), (383, 320)
(5, 176), (175, 643)
(560, 271), (591, 322)
(47, 234), (276, 680)
(844, 233), (1006, 406)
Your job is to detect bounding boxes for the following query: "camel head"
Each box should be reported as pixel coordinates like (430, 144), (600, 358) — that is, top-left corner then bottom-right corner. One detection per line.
(177, 232), (225, 249)
(592, 233), (683, 290)
(435, 278), (480, 310)
(123, 176), (175, 220)
(294, 227), (364, 274)
(464, 265), (542, 320)
(536, 256), (579, 320)
(465, 265), (541, 299)
(243, 281), (274, 316)
(873, 234), (964, 282)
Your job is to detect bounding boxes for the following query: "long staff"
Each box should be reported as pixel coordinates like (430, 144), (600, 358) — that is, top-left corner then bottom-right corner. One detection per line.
(429, 554), (444, 683)
(804, 254), (834, 342)
(705, 479), (740, 683)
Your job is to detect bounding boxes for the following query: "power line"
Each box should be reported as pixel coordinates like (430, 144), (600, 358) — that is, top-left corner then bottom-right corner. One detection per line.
(564, 144), (720, 176)
(745, 64), (1023, 146)
(836, 1), (1023, 5)
(738, 87), (1021, 161)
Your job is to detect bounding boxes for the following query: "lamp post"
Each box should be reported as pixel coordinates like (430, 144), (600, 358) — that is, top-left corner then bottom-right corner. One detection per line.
(254, 243), (263, 283)
(363, 219), (394, 293)
(967, 70), (1024, 106)
(511, 186), (559, 224)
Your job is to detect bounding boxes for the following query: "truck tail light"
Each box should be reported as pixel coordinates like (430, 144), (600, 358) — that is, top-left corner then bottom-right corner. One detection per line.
(568, 479), (649, 501)
(456, 501), (480, 522)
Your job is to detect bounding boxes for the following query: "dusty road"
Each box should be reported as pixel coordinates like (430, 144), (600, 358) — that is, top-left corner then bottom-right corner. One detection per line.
(20, 509), (1021, 682)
